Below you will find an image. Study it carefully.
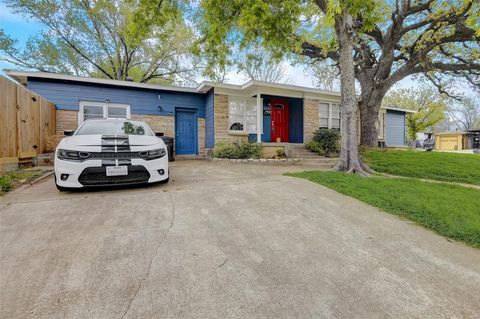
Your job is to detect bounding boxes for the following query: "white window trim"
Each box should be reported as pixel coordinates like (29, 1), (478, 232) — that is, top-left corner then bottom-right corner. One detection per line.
(228, 96), (263, 135)
(78, 101), (131, 126)
(319, 101), (340, 129)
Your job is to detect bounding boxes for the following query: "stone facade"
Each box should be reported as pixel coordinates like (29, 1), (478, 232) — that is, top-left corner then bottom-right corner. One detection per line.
(131, 114), (175, 137)
(56, 110), (78, 135)
(214, 94), (248, 144)
(198, 118), (205, 157)
(303, 99), (320, 143)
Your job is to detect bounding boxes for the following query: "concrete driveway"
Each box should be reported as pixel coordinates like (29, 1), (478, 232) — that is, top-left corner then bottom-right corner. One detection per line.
(1, 161), (479, 318)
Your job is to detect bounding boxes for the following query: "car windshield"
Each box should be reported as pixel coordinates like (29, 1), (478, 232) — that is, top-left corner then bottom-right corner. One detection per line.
(76, 120), (153, 136)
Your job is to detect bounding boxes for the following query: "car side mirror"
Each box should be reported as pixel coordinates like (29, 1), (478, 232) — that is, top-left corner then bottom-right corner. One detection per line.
(155, 132), (164, 137)
(64, 130), (74, 136)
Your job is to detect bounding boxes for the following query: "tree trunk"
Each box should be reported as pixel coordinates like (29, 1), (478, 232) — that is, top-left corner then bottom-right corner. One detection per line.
(359, 100), (381, 148)
(333, 13), (370, 175)
(358, 81), (390, 148)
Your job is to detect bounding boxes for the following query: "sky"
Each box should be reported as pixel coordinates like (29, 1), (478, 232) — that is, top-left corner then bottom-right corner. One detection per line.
(0, 1), (416, 90)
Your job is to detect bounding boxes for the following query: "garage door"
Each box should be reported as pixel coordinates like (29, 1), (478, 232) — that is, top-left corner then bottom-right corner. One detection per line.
(386, 111), (405, 146)
(438, 136), (459, 150)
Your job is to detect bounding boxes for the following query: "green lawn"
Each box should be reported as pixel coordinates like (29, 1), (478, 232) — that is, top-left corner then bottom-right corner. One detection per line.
(363, 150), (480, 185)
(286, 171), (480, 247)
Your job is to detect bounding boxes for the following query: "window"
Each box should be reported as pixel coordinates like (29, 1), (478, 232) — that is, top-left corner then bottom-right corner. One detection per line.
(331, 104), (341, 129)
(76, 120), (153, 136)
(319, 102), (341, 129)
(78, 101), (130, 126)
(84, 105), (104, 121)
(228, 97), (245, 131)
(319, 103), (329, 128)
(228, 96), (262, 134)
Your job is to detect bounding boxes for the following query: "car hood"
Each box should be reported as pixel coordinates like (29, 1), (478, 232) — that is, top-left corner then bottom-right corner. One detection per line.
(63, 134), (162, 147)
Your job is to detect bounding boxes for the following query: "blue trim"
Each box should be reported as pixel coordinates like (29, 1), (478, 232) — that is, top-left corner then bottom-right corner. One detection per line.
(205, 89), (215, 148)
(289, 98), (303, 143)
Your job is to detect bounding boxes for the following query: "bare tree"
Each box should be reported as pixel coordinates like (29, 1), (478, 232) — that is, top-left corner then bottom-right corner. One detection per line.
(307, 60), (340, 91)
(237, 47), (289, 83)
(447, 96), (480, 131)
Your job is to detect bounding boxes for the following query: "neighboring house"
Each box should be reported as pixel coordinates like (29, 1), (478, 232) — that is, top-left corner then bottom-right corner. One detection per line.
(5, 70), (412, 156)
(435, 130), (480, 151)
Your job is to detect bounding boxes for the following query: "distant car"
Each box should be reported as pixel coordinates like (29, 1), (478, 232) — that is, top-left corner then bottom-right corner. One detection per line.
(54, 119), (169, 191)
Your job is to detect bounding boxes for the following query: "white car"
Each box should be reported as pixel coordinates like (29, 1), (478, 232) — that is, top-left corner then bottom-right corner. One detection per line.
(54, 119), (169, 191)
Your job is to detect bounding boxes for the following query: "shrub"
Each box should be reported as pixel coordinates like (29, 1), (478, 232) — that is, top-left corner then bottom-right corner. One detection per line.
(309, 128), (340, 156)
(45, 135), (64, 152)
(0, 175), (14, 192)
(214, 141), (262, 159)
(275, 149), (286, 158)
(306, 141), (326, 156)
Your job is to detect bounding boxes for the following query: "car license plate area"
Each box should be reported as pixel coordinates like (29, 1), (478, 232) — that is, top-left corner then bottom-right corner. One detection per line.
(106, 166), (128, 176)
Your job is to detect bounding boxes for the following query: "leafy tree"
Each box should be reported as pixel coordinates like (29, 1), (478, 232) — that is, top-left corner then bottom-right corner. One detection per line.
(197, 0), (480, 152)
(0, 0), (197, 84)
(447, 96), (480, 130)
(383, 86), (447, 141)
(198, 0), (383, 174)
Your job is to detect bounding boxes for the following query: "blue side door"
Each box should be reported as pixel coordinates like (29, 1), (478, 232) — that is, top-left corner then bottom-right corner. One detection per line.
(175, 109), (197, 155)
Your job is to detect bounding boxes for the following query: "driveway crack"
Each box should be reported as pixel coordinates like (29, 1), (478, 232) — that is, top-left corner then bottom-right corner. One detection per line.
(120, 192), (176, 319)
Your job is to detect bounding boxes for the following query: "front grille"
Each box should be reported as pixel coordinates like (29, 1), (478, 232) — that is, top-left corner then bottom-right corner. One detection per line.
(78, 166), (150, 186)
(89, 152), (142, 160)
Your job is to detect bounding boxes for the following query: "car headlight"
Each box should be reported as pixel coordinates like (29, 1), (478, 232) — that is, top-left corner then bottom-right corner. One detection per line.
(138, 148), (166, 160)
(57, 149), (91, 161)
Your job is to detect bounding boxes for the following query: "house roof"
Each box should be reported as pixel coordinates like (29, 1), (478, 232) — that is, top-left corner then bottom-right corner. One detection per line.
(4, 69), (341, 100)
(3, 70), (417, 114)
(435, 131), (465, 136)
(4, 70), (198, 93)
(382, 106), (417, 114)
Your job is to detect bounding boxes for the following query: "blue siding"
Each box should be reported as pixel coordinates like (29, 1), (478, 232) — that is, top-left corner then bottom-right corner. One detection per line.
(386, 110), (406, 146)
(288, 98), (303, 143)
(205, 89), (215, 148)
(261, 97), (271, 142)
(27, 79), (206, 118)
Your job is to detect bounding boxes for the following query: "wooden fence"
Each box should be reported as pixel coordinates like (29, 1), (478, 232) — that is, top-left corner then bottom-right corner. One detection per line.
(1, 76), (56, 172)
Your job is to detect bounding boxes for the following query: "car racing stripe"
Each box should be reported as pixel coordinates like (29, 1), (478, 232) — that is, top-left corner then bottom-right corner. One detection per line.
(101, 134), (131, 166)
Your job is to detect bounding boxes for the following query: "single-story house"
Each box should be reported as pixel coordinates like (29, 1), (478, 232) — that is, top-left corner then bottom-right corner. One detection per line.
(435, 130), (480, 151)
(5, 70), (413, 156)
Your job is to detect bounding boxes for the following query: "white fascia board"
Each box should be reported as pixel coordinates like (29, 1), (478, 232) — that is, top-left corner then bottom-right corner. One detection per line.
(4, 69), (198, 93)
(196, 79), (342, 100)
(381, 106), (417, 114)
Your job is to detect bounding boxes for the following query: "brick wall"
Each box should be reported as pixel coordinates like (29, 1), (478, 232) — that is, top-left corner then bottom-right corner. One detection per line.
(303, 99), (320, 143)
(198, 118), (205, 157)
(130, 114), (175, 137)
(214, 94), (248, 144)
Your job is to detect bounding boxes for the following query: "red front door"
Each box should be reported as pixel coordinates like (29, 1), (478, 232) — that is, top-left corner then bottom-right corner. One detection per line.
(271, 99), (289, 142)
